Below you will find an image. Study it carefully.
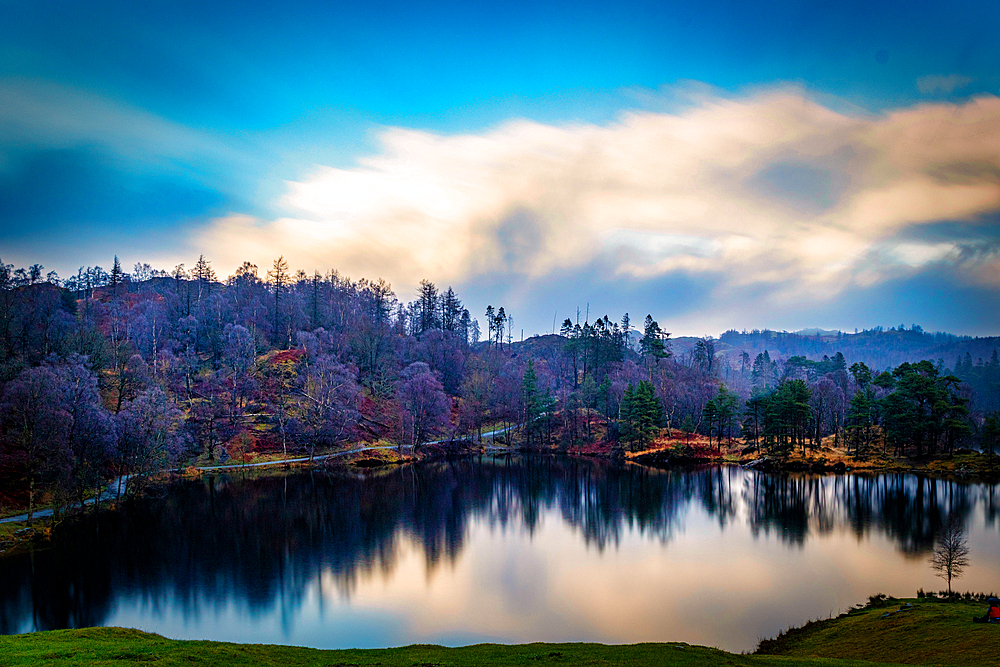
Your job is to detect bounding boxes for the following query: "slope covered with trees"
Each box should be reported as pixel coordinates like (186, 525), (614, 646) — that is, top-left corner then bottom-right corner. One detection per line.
(1, 256), (998, 520)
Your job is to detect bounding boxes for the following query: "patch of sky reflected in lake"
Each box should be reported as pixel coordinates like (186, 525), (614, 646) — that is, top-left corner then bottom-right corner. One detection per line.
(2, 456), (999, 652)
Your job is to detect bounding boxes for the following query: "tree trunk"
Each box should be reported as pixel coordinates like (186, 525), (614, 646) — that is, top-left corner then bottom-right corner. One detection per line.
(27, 477), (34, 526)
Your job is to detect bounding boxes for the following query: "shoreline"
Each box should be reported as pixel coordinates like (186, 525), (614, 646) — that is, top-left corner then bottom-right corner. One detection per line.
(1, 596), (996, 666)
(3, 444), (996, 555)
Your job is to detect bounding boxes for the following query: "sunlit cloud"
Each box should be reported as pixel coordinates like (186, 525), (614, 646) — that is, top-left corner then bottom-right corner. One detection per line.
(198, 88), (1000, 307)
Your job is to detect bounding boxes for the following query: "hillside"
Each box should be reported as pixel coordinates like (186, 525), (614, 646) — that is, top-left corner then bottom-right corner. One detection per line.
(757, 596), (999, 665)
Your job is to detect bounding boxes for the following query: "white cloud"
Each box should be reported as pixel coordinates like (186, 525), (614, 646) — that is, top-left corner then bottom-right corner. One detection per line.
(888, 242), (957, 267)
(197, 88), (1000, 305)
(916, 74), (975, 95)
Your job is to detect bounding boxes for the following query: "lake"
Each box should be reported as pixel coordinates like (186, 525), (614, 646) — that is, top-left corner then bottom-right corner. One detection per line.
(1, 456), (998, 653)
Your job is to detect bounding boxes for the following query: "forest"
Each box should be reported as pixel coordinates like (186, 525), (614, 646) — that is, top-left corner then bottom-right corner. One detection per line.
(1, 255), (999, 521)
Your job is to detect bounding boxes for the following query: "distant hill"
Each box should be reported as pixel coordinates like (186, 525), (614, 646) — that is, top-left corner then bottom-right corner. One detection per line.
(517, 327), (1000, 374)
(794, 328), (842, 337)
(710, 328), (999, 372)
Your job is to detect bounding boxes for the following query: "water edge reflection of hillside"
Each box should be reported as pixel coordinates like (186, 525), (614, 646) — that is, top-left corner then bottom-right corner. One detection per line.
(1, 455), (997, 646)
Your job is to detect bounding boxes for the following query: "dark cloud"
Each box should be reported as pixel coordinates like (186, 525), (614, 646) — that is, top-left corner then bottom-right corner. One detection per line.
(748, 146), (856, 211)
(0, 148), (227, 271)
(897, 215), (1000, 242)
(826, 270), (1000, 336)
(494, 209), (546, 273)
(890, 215), (1000, 264)
(0, 148), (225, 232)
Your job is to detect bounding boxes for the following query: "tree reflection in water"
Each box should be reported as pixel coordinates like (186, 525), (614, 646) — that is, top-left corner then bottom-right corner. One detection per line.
(0, 456), (997, 640)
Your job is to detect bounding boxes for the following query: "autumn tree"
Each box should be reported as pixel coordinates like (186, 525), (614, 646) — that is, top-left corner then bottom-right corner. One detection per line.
(299, 355), (360, 460)
(222, 323), (257, 428)
(260, 349), (300, 458)
(397, 362), (450, 447)
(115, 387), (186, 496)
(51, 358), (115, 513)
(0, 367), (71, 523)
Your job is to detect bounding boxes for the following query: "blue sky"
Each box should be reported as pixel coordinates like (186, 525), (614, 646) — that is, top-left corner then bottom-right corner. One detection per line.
(2, 0), (1000, 336)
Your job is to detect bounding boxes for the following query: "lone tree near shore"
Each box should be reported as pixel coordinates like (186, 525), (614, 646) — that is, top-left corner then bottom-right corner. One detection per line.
(929, 515), (970, 595)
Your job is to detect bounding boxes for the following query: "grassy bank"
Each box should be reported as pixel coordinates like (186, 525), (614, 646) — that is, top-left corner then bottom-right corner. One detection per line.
(0, 627), (893, 667)
(757, 597), (1000, 665)
(4, 599), (998, 667)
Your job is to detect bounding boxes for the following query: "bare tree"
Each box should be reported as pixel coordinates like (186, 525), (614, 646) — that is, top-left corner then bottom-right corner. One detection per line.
(929, 516), (970, 596)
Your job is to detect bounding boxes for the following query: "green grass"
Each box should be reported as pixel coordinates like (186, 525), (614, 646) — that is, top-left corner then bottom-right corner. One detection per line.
(2, 599), (996, 666)
(756, 598), (1000, 666)
(0, 520), (36, 554)
(0, 520), (25, 538)
(0, 627), (920, 667)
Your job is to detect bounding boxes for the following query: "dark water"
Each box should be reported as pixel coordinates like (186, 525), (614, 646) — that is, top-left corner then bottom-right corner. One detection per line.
(2, 456), (998, 652)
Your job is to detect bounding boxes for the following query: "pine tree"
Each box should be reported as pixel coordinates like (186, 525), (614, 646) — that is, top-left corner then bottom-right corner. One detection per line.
(640, 315), (669, 360)
(192, 254), (216, 302)
(418, 280), (440, 334)
(485, 306), (495, 347)
(268, 256), (290, 348)
(110, 256), (124, 299)
(621, 381), (663, 451)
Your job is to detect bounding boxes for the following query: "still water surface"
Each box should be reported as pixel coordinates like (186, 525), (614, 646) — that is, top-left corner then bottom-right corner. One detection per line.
(2, 456), (998, 652)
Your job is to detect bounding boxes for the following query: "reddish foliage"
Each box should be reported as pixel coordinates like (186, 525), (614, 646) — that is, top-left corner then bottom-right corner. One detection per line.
(566, 440), (616, 455)
(636, 434), (725, 458)
(252, 432), (282, 453)
(0, 451), (28, 509)
(358, 394), (398, 441)
(269, 349), (305, 365)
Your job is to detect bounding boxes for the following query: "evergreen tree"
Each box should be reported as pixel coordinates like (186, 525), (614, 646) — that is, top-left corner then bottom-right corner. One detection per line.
(418, 280), (440, 334)
(982, 412), (1000, 457)
(621, 381), (663, 451)
(109, 256), (124, 299)
(751, 351), (777, 389)
(267, 256), (290, 347)
(639, 315), (670, 380)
